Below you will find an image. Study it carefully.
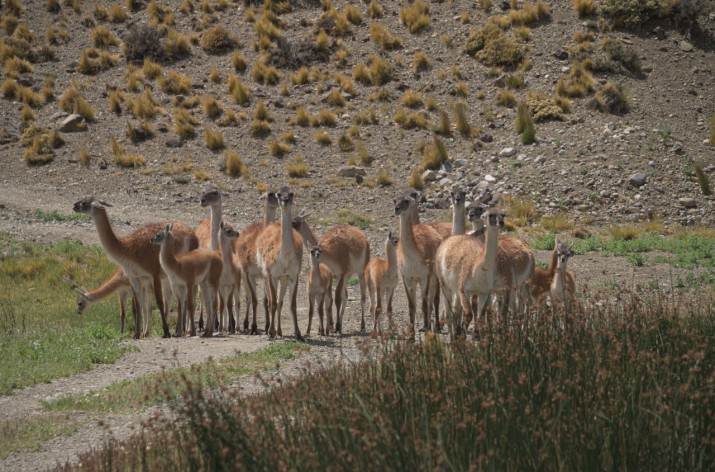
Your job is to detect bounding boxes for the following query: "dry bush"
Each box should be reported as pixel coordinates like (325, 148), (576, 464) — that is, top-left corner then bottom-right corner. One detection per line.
(370, 22), (402, 51)
(376, 170), (393, 186)
(318, 109), (337, 126)
(400, 0), (430, 33)
(251, 119), (271, 137)
(557, 61), (594, 97)
(327, 88), (346, 107)
(455, 82), (469, 98)
(295, 106), (312, 127)
(421, 135), (448, 170)
(4, 57), (33, 77)
(77, 48), (119, 75)
(200, 25), (235, 53)
(254, 101), (272, 122)
(20, 104), (35, 128)
(286, 155), (307, 177)
(78, 147), (90, 166)
(315, 131), (332, 145)
(110, 136), (145, 168)
(176, 95), (200, 109)
(509, 1), (551, 26)
(126, 119), (154, 143)
(710, 114), (715, 146)
(228, 75), (250, 105)
(480, 0), (493, 11)
(588, 81), (630, 115)
(600, 0), (673, 29)
(142, 58), (162, 80)
(496, 90), (516, 107)
(1, 78), (17, 98)
(46, 0), (61, 13)
(24, 135), (54, 165)
(164, 29), (192, 59)
(602, 38), (642, 74)
(401, 90), (423, 108)
(434, 110), (451, 135)
(336, 74), (357, 95)
(352, 63), (371, 85)
(694, 162), (711, 196)
(17, 86), (45, 108)
(173, 108), (198, 139)
(202, 95), (223, 118)
(225, 150), (248, 177)
(209, 68), (220, 83)
(465, 22), (527, 68)
(525, 91), (564, 122)
(205, 128), (225, 150)
(413, 51), (431, 71)
(291, 66), (310, 85)
(338, 133), (354, 152)
(159, 70), (192, 94)
(109, 4), (128, 22)
(122, 24), (163, 61)
(553, 94), (571, 113)
(407, 168), (425, 190)
(368, 0), (382, 18)
(573, 0), (597, 16)
(345, 3), (362, 25)
(231, 51), (247, 72)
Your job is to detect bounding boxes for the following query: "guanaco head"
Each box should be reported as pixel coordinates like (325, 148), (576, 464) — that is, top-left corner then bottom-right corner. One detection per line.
(73, 285), (90, 314)
(467, 201), (487, 222)
(450, 187), (466, 206)
(200, 187), (221, 207)
(555, 238), (574, 268)
(291, 209), (312, 231)
(307, 243), (322, 265)
(387, 230), (399, 247)
(262, 189), (280, 207)
(150, 223), (174, 245)
(219, 220), (240, 240)
(73, 196), (112, 214)
(403, 188), (421, 203)
(276, 187), (294, 209)
(393, 195), (413, 216)
(484, 207), (505, 230)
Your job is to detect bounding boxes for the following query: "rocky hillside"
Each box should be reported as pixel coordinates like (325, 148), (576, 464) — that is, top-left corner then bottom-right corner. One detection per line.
(0, 0), (713, 234)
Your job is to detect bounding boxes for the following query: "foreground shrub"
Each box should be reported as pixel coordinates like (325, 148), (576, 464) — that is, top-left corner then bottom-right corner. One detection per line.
(73, 292), (715, 471)
(600, 0), (673, 29)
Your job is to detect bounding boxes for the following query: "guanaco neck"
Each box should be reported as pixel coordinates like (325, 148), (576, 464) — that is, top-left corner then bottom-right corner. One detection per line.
(309, 257), (321, 283)
(263, 201), (276, 226)
(398, 211), (420, 259)
(299, 222), (319, 248)
(386, 240), (398, 273)
(452, 201), (466, 236)
(219, 232), (234, 267)
(209, 200), (222, 251)
(552, 258), (568, 295)
(481, 224), (500, 288)
(158, 234), (181, 277)
(547, 247), (558, 274)
(409, 203), (420, 226)
(278, 205), (294, 260)
(87, 270), (127, 301)
(90, 206), (125, 260)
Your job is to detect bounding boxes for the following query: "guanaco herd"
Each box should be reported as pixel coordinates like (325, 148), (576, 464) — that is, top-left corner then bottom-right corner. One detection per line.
(72, 186), (576, 342)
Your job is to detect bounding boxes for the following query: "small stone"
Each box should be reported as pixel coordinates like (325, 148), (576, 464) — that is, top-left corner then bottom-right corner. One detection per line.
(466, 178), (480, 188)
(679, 197), (697, 208)
(485, 174), (496, 183)
(600, 190), (610, 198)
(517, 153), (527, 161)
(165, 135), (183, 148)
(337, 166), (366, 178)
(653, 26), (666, 40)
(554, 50), (568, 60)
(438, 177), (453, 187)
(678, 40), (694, 52)
(499, 147), (516, 157)
(453, 159), (466, 168)
(628, 173), (647, 187)
(58, 114), (86, 132)
(534, 155), (546, 164)
(422, 170), (438, 182)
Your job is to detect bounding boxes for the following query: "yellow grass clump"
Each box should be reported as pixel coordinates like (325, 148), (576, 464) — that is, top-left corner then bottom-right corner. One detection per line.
(225, 150), (248, 177)
(205, 128), (225, 151)
(400, 0), (430, 33)
(286, 155), (308, 177)
(370, 22), (402, 50)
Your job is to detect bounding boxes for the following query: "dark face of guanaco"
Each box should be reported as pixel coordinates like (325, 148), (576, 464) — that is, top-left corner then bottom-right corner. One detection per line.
(277, 187), (294, 208)
(388, 231), (399, 247)
(450, 188), (466, 206)
(484, 209), (505, 229)
(200, 188), (220, 207)
(467, 203), (486, 222)
(393, 196), (412, 216)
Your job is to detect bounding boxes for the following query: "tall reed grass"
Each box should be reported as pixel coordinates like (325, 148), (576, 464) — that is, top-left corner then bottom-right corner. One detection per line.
(66, 292), (715, 471)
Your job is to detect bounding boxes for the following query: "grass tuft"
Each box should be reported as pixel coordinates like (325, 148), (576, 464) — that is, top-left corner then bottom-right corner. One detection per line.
(225, 150), (248, 177)
(588, 81), (629, 115)
(516, 100), (536, 144)
(286, 155), (308, 177)
(454, 101), (471, 137)
(91, 26), (118, 48)
(159, 70), (192, 94)
(228, 75), (251, 106)
(370, 22), (402, 51)
(694, 163), (711, 196)
(421, 135), (448, 170)
(400, 0), (430, 34)
(204, 128), (225, 151)
(200, 25), (235, 53)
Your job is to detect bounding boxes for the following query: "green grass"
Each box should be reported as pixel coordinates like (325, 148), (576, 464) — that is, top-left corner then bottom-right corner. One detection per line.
(34, 209), (91, 222)
(0, 414), (82, 459)
(0, 235), (130, 394)
(44, 342), (307, 414)
(530, 230), (715, 270)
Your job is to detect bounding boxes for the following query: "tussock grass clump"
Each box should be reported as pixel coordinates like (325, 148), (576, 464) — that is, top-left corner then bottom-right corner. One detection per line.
(159, 70), (192, 94)
(573, 0), (596, 16)
(368, 55), (393, 86)
(46, 0), (61, 13)
(421, 135), (448, 170)
(224, 150), (248, 177)
(509, 0), (551, 26)
(286, 155), (307, 177)
(338, 133), (354, 152)
(465, 22), (527, 68)
(4, 57), (33, 77)
(163, 29), (192, 58)
(200, 25), (235, 53)
(516, 100), (536, 144)
(16, 86), (45, 108)
(108, 4), (128, 22)
(78, 147), (90, 166)
(607, 224), (641, 241)
(413, 51), (431, 71)
(393, 109), (429, 130)
(173, 108), (198, 139)
(455, 82), (468, 98)
(434, 111), (451, 136)
(126, 119), (153, 143)
(1, 78), (18, 98)
(295, 106), (312, 127)
(454, 101), (471, 137)
(318, 109), (337, 126)
(401, 90), (423, 108)
(77, 48), (119, 75)
(228, 75), (250, 106)
(291, 66), (310, 85)
(127, 89), (159, 119)
(58, 86), (96, 121)
(556, 61), (594, 97)
(694, 163), (711, 196)
(269, 139), (291, 157)
(24, 135), (54, 165)
(368, 0), (382, 18)
(540, 212), (573, 232)
(352, 63), (371, 85)
(400, 0), (430, 33)
(142, 58), (162, 80)
(20, 105), (36, 128)
(710, 114), (715, 146)
(370, 22), (402, 51)
(505, 195), (536, 226)
(110, 136), (145, 168)
(122, 24), (163, 61)
(91, 26), (118, 48)
(209, 68), (220, 83)
(231, 51), (247, 72)
(252, 60), (280, 85)
(315, 131), (332, 145)
(345, 3), (362, 25)
(407, 168), (425, 190)
(588, 81), (629, 115)
(202, 95), (223, 119)
(251, 101), (272, 137)
(525, 91), (564, 122)
(602, 38), (642, 74)
(204, 128), (225, 151)
(327, 88), (346, 107)
(375, 170), (393, 186)
(496, 90), (516, 107)
(600, 0), (673, 29)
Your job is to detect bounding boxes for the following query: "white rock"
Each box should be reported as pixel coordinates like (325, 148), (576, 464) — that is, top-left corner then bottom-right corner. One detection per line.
(499, 147), (516, 157)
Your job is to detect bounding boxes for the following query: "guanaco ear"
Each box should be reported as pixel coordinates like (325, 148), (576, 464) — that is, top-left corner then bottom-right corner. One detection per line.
(220, 220), (225, 230)
(388, 230), (393, 238)
(166, 223), (173, 233)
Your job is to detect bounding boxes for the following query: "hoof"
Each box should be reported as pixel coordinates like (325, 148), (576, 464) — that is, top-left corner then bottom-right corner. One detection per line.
(173, 332), (183, 338)
(335, 323), (342, 334)
(295, 334), (305, 343)
(243, 320), (249, 333)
